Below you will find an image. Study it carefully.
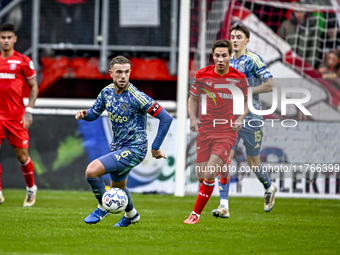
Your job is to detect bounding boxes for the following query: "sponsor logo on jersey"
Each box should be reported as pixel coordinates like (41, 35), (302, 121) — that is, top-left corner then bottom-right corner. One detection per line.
(207, 92), (233, 100)
(0, 73), (15, 79)
(7, 60), (21, 64)
(226, 78), (240, 83)
(108, 112), (128, 123)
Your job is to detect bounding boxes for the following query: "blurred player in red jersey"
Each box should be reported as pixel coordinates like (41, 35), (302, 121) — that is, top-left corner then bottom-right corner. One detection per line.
(0, 23), (39, 206)
(184, 39), (249, 224)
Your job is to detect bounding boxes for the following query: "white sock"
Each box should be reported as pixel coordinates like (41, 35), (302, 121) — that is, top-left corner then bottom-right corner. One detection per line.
(0, 191), (2, 196)
(191, 211), (200, 218)
(125, 208), (137, 218)
(26, 185), (36, 191)
(220, 199), (229, 210)
(98, 204), (106, 211)
(265, 184), (274, 193)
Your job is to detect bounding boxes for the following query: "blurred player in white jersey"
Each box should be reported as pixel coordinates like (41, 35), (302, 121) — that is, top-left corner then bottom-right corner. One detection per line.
(212, 24), (276, 218)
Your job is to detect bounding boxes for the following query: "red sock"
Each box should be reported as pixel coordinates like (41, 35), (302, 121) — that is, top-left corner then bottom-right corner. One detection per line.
(0, 163), (2, 191)
(193, 180), (215, 215)
(21, 157), (35, 188)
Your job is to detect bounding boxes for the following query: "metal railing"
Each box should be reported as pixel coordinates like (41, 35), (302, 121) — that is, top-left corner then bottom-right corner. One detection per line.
(1, 0), (179, 76)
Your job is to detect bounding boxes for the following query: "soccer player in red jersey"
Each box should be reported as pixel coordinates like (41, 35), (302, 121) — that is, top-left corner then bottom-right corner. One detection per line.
(184, 39), (249, 224)
(0, 23), (39, 206)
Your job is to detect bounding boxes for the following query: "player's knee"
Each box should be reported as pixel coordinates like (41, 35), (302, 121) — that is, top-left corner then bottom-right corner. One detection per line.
(85, 159), (105, 178)
(198, 178), (204, 183)
(17, 155), (29, 165)
(85, 167), (97, 178)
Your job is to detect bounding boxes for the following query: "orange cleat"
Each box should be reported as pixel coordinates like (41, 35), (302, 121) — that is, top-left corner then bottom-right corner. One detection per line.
(183, 213), (199, 224)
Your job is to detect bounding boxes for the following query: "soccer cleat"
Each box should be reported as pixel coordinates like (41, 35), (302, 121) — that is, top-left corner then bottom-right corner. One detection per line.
(84, 208), (110, 224)
(113, 212), (140, 227)
(0, 192), (4, 204)
(211, 205), (230, 218)
(183, 213), (199, 224)
(220, 158), (231, 185)
(264, 185), (277, 212)
(23, 185), (37, 207)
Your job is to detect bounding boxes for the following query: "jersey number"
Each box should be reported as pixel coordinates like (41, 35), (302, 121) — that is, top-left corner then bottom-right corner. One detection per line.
(254, 130), (262, 142)
(115, 150), (131, 161)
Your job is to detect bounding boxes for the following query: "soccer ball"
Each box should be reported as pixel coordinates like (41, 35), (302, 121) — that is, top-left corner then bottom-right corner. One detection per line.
(102, 188), (128, 214)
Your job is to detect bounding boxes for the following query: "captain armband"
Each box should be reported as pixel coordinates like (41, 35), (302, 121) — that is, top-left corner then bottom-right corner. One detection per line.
(148, 102), (163, 117)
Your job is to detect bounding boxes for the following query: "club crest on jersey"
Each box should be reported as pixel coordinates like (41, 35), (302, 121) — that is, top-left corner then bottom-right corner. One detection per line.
(238, 61), (245, 72)
(29, 61), (35, 70)
(121, 103), (129, 112)
(9, 63), (17, 70)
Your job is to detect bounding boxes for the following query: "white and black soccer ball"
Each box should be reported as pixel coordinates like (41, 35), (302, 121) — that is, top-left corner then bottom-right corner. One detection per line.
(102, 188), (128, 214)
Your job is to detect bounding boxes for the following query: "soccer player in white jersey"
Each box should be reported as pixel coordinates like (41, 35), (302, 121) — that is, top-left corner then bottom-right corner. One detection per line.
(212, 24), (277, 218)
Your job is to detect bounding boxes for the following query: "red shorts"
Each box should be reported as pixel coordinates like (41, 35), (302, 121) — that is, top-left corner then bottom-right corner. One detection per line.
(196, 133), (237, 164)
(0, 119), (29, 148)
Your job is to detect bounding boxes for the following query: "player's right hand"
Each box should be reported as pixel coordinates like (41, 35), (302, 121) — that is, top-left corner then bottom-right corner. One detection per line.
(75, 110), (88, 120)
(190, 118), (200, 133)
(21, 112), (33, 129)
(152, 149), (167, 159)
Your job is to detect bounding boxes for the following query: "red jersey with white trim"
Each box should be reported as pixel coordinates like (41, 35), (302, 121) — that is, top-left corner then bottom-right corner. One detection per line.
(0, 50), (36, 120)
(190, 65), (248, 135)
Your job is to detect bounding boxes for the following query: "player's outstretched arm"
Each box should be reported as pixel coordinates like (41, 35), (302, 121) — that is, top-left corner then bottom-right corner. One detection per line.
(75, 109), (99, 121)
(151, 107), (173, 159)
(75, 110), (88, 120)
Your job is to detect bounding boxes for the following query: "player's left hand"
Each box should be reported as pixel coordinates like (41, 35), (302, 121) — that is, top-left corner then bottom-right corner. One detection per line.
(152, 149), (167, 159)
(21, 112), (33, 129)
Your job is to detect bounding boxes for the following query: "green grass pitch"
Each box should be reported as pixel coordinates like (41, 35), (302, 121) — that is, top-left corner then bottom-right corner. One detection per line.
(0, 189), (339, 255)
